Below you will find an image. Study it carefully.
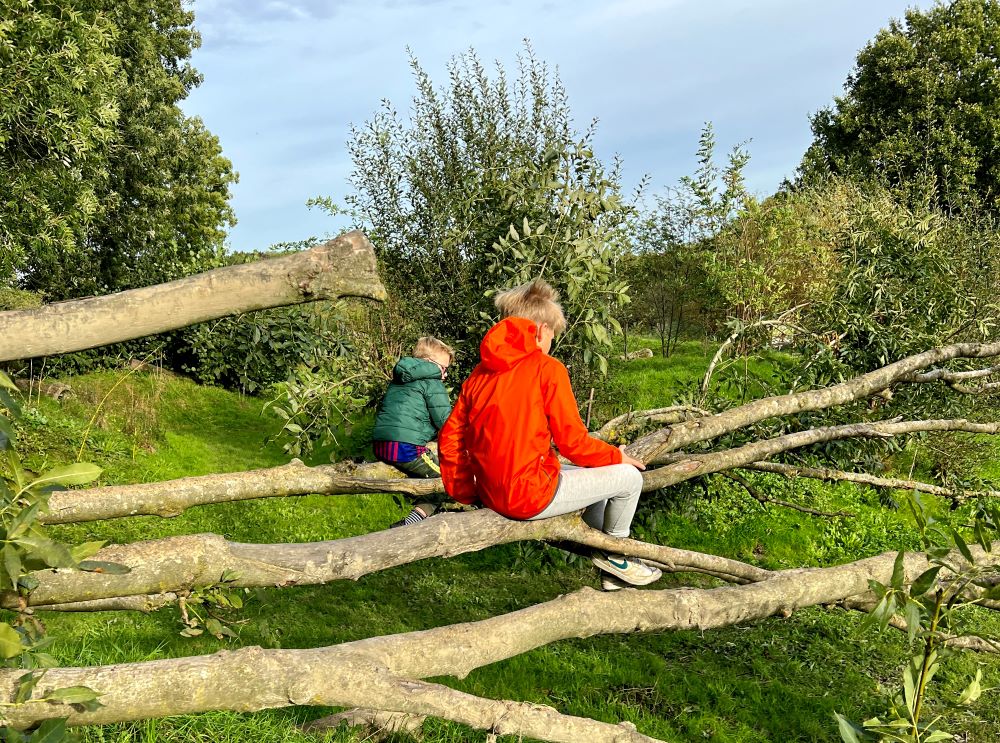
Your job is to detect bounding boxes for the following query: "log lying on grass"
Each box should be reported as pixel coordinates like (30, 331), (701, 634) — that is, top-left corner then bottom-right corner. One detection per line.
(24, 511), (772, 611)
(43, 417), (1000, 526)
(0, 231), (386, 362)
(0, 544), (991, 736)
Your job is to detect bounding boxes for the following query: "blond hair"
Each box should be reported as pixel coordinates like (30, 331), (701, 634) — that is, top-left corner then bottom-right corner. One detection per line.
(413, 336), (455, 364)
(494, 278), (566, 334)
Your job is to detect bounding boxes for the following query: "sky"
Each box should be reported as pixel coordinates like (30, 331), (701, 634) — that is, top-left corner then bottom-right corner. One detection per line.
(181, 0), (930, 253)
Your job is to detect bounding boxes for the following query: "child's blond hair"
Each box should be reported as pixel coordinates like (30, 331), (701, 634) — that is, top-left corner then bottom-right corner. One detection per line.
(494, 278), (566, 333)
(413, 336), (455, 364)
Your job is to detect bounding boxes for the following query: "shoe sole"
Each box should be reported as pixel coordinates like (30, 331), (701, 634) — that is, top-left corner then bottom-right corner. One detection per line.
(592, 555), (662, 586)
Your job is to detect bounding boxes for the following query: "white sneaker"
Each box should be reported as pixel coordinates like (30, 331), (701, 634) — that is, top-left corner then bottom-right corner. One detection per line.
(592, 553), (662, 586)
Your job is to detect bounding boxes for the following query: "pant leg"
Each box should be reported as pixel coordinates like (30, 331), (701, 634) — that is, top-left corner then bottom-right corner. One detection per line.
(387, 450), (446, 507)
(527, 463), (643, 538)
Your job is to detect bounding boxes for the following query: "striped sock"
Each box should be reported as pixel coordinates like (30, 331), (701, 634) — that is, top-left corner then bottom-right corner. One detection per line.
(402, 508), (427, 526)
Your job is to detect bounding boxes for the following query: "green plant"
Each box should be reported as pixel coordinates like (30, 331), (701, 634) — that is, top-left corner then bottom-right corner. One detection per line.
(178, 570), (246, 640)
(836, 493), (1000, 742)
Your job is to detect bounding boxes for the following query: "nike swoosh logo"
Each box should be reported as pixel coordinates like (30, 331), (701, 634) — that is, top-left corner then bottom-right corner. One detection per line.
(608, 557), (629, 569)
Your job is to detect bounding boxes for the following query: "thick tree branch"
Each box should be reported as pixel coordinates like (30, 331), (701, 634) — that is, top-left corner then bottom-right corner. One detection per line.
(640, 418), (1000, 491)
(627, 341), (1000, 464)
(1, 545), (992, 730)
(593, 406), (710, 442)
(0, 231), (386, 361)
(23, 511), (771, 610)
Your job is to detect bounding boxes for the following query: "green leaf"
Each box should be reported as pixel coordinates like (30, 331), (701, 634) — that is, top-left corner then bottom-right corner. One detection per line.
(890, 550), (905, 590)
(834, 712), (868, 743)
(0, 623), (24, 659)
(903, 600), (922, 643)
(958, 668), (983, 705)
(205, 617), (224, 637)
(45, 686), (102, 705)
(77, 560), (131, 575)
(0, 414), (14, 450)
(27, 719), (67, 743)
(29, 462), (102, 489)
(15, 535), (75, 569)
(951, 529), (974, 564)
(0, 373), (17, 392)
(69, 541), (106, 561)
(0, 546), (20, 591)
(909, 566), (941, 597)
(14, 671), (42, 704)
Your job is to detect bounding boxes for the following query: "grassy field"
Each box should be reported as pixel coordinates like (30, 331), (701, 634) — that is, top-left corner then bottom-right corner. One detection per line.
(10, 340), (1000, 742)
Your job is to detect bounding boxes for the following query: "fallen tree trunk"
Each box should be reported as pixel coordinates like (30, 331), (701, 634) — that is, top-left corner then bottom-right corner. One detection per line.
(41, 459), (438, 524)
(0, 544), (989, 731)
(0, 231), (386, 362)
(45, 418), (997, 526)
(25, 511), (772, 610)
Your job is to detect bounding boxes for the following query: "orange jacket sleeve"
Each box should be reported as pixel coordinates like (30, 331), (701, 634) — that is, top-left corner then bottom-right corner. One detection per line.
(438, 387), (478, 504)
(541, 360), (622, 467)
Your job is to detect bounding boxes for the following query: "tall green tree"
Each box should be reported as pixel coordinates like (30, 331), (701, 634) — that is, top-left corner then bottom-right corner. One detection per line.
(801, 0), (1000, 212)
(333, 44), (634, 373)
(0, 1), (120, 288)
(1, 0), (236, 298)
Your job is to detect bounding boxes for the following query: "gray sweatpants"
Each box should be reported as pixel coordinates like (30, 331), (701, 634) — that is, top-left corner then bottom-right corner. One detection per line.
(527, 463), (643, 538)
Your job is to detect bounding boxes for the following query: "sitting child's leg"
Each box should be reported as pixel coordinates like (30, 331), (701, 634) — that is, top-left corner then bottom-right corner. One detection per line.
(374, 445), (445, 527)
(529, 464), (641, 537)
(529, 464), (657, 586)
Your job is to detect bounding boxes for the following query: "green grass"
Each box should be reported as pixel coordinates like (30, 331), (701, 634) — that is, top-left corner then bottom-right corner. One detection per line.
(8, 354), (1000, 742)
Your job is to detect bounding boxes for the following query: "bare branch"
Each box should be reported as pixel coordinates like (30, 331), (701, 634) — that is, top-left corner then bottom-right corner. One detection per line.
(722, 472), (854, 519)
(18, 511), (772, 611)
(641, 418), (1000, 491)
(746, 461), (1000, 504)
(592, 406), (710, 442)
(0, 231), (386, 362)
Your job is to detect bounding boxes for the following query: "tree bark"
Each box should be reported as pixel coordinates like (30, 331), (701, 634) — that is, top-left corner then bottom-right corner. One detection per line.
(0, 231), (386, 361)
(627, 340), (1000, 464)
(0, 544), (989, 731)
(24, 511), (772, 610)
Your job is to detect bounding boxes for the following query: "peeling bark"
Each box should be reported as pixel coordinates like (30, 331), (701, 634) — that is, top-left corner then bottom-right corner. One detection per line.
(745, 461), (1000, 503)
(0, 231), (386, 361)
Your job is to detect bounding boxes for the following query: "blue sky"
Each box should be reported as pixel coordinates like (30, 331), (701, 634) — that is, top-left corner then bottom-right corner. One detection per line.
(182, 0), (928, 252)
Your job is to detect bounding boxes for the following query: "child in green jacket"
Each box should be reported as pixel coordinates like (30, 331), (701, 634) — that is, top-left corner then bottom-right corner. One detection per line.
(372, 336), (453, 526)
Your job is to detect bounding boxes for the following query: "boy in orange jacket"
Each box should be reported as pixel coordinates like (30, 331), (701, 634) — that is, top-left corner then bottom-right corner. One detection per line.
(438, 279), (660, 587)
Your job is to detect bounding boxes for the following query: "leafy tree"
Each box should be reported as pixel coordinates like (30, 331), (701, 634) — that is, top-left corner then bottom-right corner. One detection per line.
(331, 44), (635, 373)
(801, 0), (1000, 212)
(0, 1), (120, 289)
(1, 0), (236, 299)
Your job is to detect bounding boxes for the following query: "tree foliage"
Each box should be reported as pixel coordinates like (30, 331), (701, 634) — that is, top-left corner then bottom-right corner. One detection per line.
(801, 0), (1000, 212)
(335, 44), (634, 373)
(1, 0), (236, 298)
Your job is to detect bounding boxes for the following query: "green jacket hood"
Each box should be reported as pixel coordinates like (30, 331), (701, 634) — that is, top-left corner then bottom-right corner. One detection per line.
(393, 357), (442, 383)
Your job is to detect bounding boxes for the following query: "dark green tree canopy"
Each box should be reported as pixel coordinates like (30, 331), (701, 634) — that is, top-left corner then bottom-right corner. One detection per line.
(0, 0), (236, 298)
(801, 0), (1000, 212)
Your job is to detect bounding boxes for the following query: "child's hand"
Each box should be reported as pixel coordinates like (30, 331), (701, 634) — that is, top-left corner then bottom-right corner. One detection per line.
(619, 445), (646, 471)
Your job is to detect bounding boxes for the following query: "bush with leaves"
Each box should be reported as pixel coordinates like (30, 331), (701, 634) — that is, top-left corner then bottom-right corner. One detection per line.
(0, 371), (129, 737)
(837, 494), (1000, 743)
(327, 42), (636, 376)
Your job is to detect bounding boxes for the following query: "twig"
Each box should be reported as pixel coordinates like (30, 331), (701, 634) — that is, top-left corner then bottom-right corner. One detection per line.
(722, 471), (854, 519)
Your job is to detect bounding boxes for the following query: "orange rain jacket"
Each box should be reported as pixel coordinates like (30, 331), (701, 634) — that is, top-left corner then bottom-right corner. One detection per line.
(439, 317), (622, 519)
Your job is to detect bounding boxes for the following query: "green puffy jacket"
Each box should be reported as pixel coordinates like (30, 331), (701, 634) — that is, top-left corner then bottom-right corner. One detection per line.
(372, 357), (452, 445)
